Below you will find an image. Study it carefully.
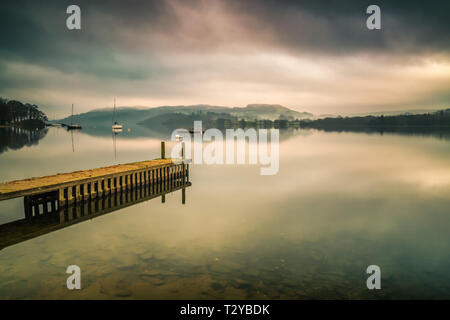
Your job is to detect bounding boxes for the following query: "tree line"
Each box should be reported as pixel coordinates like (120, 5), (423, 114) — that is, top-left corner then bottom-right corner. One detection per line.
(0, 97), (48, 127)
(297, 109), (450, 129)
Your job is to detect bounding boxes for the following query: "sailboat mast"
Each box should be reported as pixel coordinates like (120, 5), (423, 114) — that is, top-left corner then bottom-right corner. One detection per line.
(71, 104), (74, 126)
(112, 97), (116, 125)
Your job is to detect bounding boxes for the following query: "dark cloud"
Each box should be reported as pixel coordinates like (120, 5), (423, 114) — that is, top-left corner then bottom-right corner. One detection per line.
(0, 1), (151, 79)
(1, 0), (449, 65)
(0, 0), (448, 115)
(224, 0), (450, 55)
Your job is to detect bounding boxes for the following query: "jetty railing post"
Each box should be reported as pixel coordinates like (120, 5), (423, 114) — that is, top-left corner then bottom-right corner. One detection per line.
(58, 187), (66, 208)
(182, 187), (186, 205)
(161, 141), (165, 159)
(111, 177), (116, 194)
(98, 180), (104, 197)
(68, 186), (74, 204)
(75, 184), (81, 203)
(90, 181), (96, 199)
(103, 179), (110, 196)
(181, 163), (185, 184)
(79, 183), (84, 200)
(182, 141), (185, 160)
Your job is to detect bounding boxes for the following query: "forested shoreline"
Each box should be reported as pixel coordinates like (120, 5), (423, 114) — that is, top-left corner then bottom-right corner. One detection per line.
(0, 98), (47, 129)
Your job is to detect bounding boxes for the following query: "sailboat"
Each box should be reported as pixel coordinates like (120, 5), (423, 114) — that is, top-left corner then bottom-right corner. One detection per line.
(66, 104), (82, 130)
(112, 97), (123, 132)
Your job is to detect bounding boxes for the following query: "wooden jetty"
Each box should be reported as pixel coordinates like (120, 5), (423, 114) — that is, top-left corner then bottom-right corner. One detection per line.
(0, 180), (191, 250)
(0, 156), (190, 212)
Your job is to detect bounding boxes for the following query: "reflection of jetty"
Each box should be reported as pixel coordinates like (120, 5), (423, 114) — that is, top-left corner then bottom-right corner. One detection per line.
(0, 179), (191, 250)
(0, 154), (190, 209)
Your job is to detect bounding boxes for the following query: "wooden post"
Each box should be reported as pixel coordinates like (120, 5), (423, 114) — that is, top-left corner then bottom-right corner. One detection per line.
(111, 177), (116, 194)
(90, 181), (96, 199)
(182, 163), (186, 183)
(79, 183), (85, 200)
(161, 141), (165, 159)
(98, 180), (103, 197)
(58, 187), (66, 207)
(68, 186), (74, 204)
(75, 184), (81, 202)
(103, 179), (110, 195)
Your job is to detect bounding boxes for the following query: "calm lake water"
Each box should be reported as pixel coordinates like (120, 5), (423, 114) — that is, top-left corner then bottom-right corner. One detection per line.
(1, 127), (450, 299)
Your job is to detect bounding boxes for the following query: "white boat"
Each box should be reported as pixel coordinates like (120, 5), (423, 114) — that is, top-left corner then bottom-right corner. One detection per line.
(66, 104), (82, 130)
(112, 97), (123, 131)
(112, 125), (123, 133)
(188, 128), (205, 134)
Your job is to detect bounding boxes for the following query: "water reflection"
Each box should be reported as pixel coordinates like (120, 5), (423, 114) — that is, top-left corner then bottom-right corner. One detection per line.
(1, 127), (450, 299)
(0, 127), (47, 154)
(302, 125), (450, 141)
(0, 180), (191, 251)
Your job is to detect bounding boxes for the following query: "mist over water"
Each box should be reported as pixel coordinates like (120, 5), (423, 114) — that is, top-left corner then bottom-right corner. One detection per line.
(1, 127), (450, 299)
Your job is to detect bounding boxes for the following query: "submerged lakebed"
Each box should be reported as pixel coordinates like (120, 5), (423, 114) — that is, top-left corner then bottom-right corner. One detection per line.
(0, 127), (450, 299)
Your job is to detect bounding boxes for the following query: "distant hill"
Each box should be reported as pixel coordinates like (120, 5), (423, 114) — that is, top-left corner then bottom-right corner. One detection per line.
(55, 104), (313, 133)
(228, 104), (312, 120)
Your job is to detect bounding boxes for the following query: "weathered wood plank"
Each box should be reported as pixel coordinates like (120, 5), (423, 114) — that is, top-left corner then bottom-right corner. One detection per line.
(0, 158), (189, 201)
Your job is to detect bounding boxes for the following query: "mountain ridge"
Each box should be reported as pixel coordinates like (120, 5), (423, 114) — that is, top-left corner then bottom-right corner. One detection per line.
(55, 104), (314, 128)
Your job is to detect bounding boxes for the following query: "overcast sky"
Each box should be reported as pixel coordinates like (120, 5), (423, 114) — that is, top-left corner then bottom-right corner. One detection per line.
(0, 0), (449, 117)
